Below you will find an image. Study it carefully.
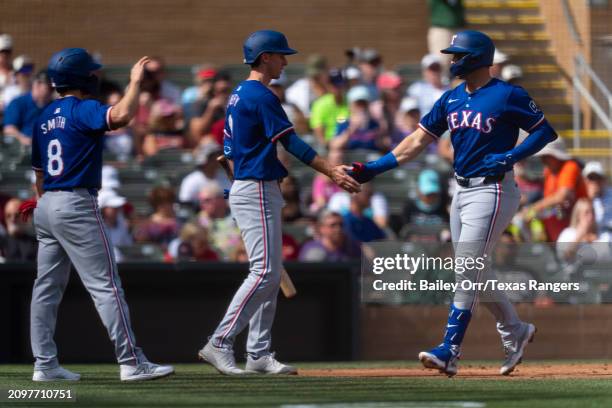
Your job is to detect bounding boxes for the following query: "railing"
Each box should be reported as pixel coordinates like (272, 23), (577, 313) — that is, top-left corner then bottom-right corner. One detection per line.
(572, 55), (612, 148)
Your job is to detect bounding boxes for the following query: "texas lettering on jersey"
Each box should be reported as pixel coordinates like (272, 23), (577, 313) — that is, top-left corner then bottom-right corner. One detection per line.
(447, 110), (495, 134)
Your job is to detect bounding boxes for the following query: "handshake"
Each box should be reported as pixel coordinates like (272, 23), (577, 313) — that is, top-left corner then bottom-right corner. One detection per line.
(332, 151), (400, 191)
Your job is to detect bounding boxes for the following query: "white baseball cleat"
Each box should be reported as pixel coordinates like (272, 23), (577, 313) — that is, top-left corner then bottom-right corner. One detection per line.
(32, 366), (81, 382)
(120, 362), (175, 381)
(500, 323), (536, 376)
(245, 353), (297, 375)
(198, 342), (247, 376)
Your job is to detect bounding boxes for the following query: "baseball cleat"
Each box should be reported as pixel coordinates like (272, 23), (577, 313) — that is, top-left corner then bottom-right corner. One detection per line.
(500, 323), (536, 376)
(245, 353), (298, 375)
(32, 366), (81, 382)
(418, 344), (460, 377)
(120, 362), (174, 381)
(198, 342), (247, 376)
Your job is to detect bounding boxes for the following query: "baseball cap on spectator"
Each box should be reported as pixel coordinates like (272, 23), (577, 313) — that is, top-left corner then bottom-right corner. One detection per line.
(328, 68), (346, 87)
(13, 55), (34, 74)
(493, 49), (509, 65)
(418, 169), (441, 195)
(197, 67), (217, 80)
(98, 189), (127, 209)
(194, 142), (222, 166)
(102, 165), (121, 189)
(399, 97), (419, 113)
(535, 138), (570, 161)
(358, 48), (382, 65)
(501, 65), (523, 82)
(344, 66), (361, 81)
(583, 161), (605, 178)
(421, 53), (442, 70)
(0, 34), (13, 52)
(376, 71), (402, 90)
(306, 54), (327, 77)
(347, 85), (371, 104)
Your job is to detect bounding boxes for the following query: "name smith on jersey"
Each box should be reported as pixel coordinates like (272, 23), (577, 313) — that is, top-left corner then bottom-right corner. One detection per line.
(40, 116), (66, 134)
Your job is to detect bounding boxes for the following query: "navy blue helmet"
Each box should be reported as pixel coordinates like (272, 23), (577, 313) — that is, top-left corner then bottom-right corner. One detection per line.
(47, 48), (102, 93)
(243, 30), (297, 65)
(441, 30), (495, 77)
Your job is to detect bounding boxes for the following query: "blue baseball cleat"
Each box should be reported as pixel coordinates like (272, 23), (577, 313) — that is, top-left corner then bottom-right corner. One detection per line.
(418, 344), (460, 377)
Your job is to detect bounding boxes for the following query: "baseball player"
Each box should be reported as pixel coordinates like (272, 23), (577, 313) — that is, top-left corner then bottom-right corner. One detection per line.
(198, 30), (360, 375)
(27, 48), (174, 381)
(350, 30), (557, 376)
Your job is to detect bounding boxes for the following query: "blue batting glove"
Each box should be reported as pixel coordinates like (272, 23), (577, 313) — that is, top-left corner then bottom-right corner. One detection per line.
(482, 152), (515, 175)
(223, 188), (230, 200)
(348, 162), (377, 184)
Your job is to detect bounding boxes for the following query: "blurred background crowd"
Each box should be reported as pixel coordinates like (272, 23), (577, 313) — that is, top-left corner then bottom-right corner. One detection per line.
(0, 0), (611, 269)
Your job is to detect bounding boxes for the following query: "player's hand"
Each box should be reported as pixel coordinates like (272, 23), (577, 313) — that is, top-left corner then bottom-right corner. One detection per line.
(331, 165), (361, 193)
(482, 153), (514, 175)
(348, 161), (377, 184)
(18, 198), (37, 222)
(131, 56), (151, 85)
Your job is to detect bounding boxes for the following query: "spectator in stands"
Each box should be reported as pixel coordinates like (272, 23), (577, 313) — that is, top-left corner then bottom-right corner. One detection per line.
(490, 49), (509, 79)
(427, 0), (465, 73)
(522, 139), (588, 241)
(194, 183), (241, 260)
(402, 169), (449, 226)
(0, 34), (13, 100)
(342, 183), (386, 243)
(329, 85), (388, 152)
(407, 54), (449, 117)
(583, 161), (612, 232)
(310, 148), (344, 213)
(0, 198), (37, 261)
(3, 71), (53, 146)
(179, 142), (231, 208)
(344, 65), (362, 88)
(391, 96), (421, 148)
(280, 175), (305, 223)
(514, 161), (543, 206)
(101, 164), (121, 191)
(181, 65), (217, 106)
(286, 54), (328, 118)
(176, 222), (219, 261)
(356, 48), (382, 100)
(299, 210), (360, 261)
(268, 74), (308, 134)
(282, 233), (300, 261)
(557, 198), (611, 262)
(1, 55), (34, 109)
(310, 68), (349, 147)
(371, 71), (403, 141)
(134, 186), (179, 247)
(189, 72), (231, 147)
(98, 189), (133, 262)
(104, 90), (133, 162)
(145, 56), (181, 104)
(328, 178), (389, 229)
(142, 99), (184, 157)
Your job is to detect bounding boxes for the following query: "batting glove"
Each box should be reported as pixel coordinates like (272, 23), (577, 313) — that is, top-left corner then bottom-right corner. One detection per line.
(482, 152), (515, 175)
(18, 198), (37, 222)
(348, 162), (378, 184)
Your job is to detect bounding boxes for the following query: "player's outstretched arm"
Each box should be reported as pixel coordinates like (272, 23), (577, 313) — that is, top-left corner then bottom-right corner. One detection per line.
(350, 127), (434, 183)
(309, 155), (361, 193)
(109, 56), (151, 129)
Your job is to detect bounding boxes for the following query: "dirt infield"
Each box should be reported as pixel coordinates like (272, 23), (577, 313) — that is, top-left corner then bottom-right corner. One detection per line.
(299, 363), (612, 379)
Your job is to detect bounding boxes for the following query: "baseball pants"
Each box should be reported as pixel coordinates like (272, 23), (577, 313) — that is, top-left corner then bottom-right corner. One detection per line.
(450, 171), (523, 341)
(211, 180), (283, 358)
(31, 189), (146, 370)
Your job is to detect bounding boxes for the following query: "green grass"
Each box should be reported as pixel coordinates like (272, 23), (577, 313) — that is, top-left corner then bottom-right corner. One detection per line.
(1, 362), (611, 407)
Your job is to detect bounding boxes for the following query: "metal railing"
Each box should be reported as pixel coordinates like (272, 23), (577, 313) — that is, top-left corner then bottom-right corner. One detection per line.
(572, 55), (612, 149)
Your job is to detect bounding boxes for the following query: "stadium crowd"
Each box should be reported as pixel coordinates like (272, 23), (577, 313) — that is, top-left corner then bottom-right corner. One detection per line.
(0, 16), (611, 268)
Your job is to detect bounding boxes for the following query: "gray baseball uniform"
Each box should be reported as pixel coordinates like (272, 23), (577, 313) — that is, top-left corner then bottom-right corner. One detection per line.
(210, 180), (283, 357)
(31, 189), (146, 369)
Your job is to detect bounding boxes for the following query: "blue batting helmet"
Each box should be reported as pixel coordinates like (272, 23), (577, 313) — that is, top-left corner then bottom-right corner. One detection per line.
(243, 30), (297, 65)
(47, 48), (102, 93)
(441, 30), (495, 77)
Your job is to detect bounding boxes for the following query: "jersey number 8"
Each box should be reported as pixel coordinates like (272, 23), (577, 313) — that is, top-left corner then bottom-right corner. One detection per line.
(47, 139), (64, 176)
